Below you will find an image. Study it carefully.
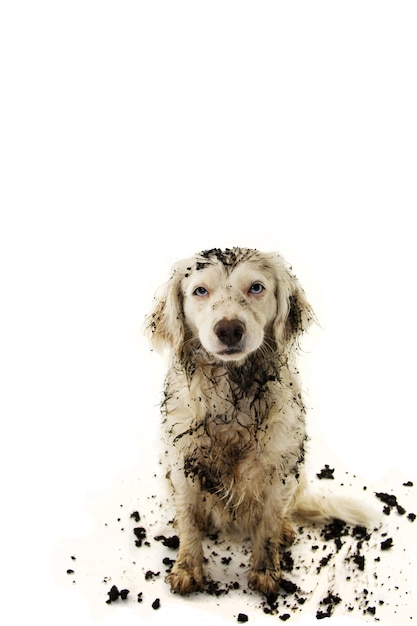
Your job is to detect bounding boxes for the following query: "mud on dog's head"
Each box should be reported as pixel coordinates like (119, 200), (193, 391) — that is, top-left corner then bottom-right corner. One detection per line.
(146, 247), (314, 362)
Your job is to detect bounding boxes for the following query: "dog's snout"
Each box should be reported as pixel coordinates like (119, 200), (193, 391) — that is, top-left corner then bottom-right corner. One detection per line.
(214, 318), (245, 347)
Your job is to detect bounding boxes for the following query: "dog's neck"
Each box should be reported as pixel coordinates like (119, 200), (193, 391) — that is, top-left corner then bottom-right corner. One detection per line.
(178, 337), (283, 394)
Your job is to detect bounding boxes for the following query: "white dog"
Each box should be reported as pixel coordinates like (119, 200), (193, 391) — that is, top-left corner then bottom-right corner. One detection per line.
(146, 247), (370, 596)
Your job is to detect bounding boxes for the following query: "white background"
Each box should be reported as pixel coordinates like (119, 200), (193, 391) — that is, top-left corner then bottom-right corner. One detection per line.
(1, 2), (416, 625)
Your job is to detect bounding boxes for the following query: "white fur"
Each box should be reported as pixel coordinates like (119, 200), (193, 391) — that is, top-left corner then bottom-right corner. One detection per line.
(146, 247), (372, 595)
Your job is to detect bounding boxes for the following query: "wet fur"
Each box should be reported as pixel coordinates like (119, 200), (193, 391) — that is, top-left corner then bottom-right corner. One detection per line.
(146, 248), (369, 595)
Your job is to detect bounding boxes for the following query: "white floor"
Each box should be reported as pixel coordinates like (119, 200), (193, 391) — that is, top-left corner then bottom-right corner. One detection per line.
(54, 422), (417, 626)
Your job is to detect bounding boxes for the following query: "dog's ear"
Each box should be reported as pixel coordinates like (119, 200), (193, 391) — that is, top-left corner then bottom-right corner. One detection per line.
(145, 265), (185, 357)
(272, 257), (315, 353)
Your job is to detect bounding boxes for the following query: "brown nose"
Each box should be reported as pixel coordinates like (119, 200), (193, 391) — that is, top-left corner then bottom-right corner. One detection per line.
(214, 319), (245, 347)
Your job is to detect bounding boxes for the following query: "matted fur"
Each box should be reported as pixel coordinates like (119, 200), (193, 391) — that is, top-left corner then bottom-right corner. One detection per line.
(146, 247), (370, 596)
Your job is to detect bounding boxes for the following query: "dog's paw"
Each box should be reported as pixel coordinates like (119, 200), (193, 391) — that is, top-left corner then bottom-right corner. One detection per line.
(248, 568), (281, 595)
(281, 520), (296, 546)
(167, 563), (204, 595)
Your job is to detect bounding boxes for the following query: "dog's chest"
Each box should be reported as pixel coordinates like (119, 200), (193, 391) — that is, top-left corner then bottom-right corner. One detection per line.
(166, 366), (278, 498)
(183, 411), (260, 499)
(195, 367), (272, 439)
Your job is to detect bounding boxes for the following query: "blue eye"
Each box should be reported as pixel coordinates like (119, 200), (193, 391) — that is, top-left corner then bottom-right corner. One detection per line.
(193, 286), (209, 297)
(249, 283), (265, 295)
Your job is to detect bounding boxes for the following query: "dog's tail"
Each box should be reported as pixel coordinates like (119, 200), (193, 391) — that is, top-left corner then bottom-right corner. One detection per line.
(294, 490), (376, 527)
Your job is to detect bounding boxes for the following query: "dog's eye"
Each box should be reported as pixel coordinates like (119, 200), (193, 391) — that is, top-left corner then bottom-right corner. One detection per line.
(249, 283), (265, 295)
(193, 286), (209, 297)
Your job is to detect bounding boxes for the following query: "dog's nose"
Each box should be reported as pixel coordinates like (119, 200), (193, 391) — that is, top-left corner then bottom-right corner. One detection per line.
(214, 319), (245, 347)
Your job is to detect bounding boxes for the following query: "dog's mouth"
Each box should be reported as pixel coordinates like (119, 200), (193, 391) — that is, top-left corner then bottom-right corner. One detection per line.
(215, 347), (248, 361)
(218, 348), (243, 356)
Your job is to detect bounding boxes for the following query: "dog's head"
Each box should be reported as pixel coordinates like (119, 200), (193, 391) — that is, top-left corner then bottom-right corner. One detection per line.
(146, 248), (314, 362)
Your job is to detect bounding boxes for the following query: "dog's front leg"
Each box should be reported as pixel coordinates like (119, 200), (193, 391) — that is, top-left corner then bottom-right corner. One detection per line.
(248, 501), (295, 595)
(167, 478), (205, 594)
(248, 525), (282, 595)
